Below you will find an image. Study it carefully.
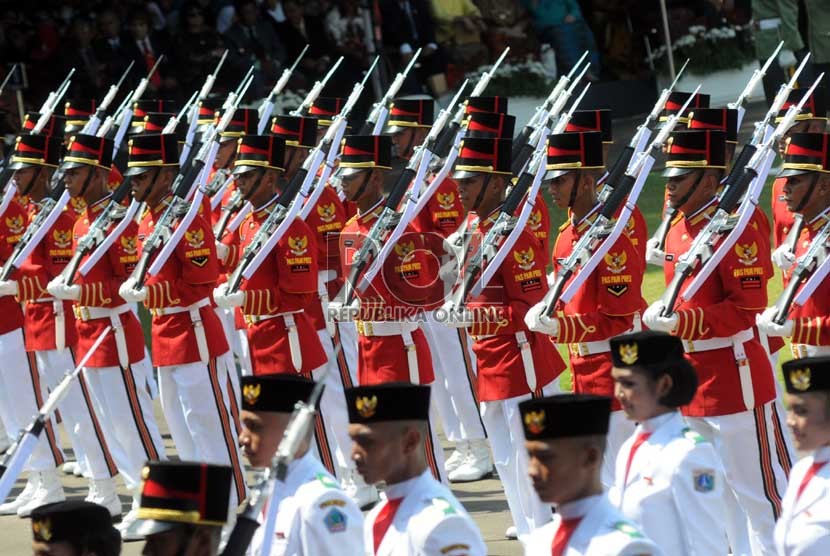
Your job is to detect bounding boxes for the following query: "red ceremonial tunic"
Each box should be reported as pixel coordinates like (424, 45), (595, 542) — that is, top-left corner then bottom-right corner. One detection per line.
(138, 197), (229, 366)
(464, 208), (565, 402)
(224, 202), (326, 376)
(517, 192), (551, 257)
(786, 212), (830, 347)
(663, 199), (776, 416)
(71, 196), (146, 367)
(338, 199), (436, 385)
(552, 205), (646, 409)
(15, 204), (78, 351)
(303, 184), (348, 332)
(771, 176), (794, 248)
(0, 195), (26, 335)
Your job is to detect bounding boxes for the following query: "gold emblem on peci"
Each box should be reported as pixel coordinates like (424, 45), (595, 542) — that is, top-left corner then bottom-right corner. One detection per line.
(790, 367), (811, 391)
(524, 410), (546, 434)
(619, 342), (639, 365)
(355, 395), (378, 418)
(243, 383), (261, 405)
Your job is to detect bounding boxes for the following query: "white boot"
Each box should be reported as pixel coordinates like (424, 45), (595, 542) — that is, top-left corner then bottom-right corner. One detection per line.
(118, 490), (144, 541)
(61, 461), (79, 476)
(343, 469), (379, 510)
(448, 439), (493, 482)
(443, 440), (469, 474)
(86, 478), (122, 519)
(0, 474), (39, 515)
(17, 470), (65, 517)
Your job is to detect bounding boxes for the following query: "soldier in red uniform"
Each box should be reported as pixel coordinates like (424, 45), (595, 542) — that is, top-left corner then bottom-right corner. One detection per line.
(0, 134), (121, 518)
(309, 97), (345, 140)
(658, 91), (710, 129)
(334, 133), (446, 481)
(445, 136), (566, 541)
(565, 109), (648, 262)
(525, 131), (646, 487)
(128, 99), (176, 135)
(47, 133), (168, 532)
(643, 129), (792, 555)
(118, 133), (246, 515)
(769, 87), (827, 259)
(758, 132), (830, 359)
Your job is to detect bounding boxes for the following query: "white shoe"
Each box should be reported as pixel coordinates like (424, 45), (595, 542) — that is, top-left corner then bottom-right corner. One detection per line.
(448, 439), (492, 482)
(118, 509), (145, 541)
(86, 478), (122, 520)
(505, 525), (518, 540)
(17, 470), (65, 517)
(0, 475), (39, 515)
(343, 471), (379, 510)
(443, 441), (469, 474)
(61, 461), (79, 476)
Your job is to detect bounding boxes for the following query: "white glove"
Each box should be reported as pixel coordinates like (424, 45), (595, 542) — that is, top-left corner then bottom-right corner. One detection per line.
(440, 301), (473, 329)
(215, 242), (229, 264)
(524, 302), (559, 336)
(439, 258), (459, 286)
(771, 245), (796, 271)
(756, 306), (794, 337)
(119, 277), (147, 303)
(47, 276), (80, 301)
(85, 226), (106, 246)
(213, 283), (244, 308)
(546, 271), (557, 287)
(0, 280), (18, 297)
(779, 49), (797, 69)
(645, 237), (666, 267)
(643, 301), (678, 332)
(443, 234), (463, 262)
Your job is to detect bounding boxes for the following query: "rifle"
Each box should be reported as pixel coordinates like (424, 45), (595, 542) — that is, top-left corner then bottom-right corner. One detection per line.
(37, 68), (75, 115)
(538, 85), (701, 317)
(773, 218), (830, 324)
(433, 47), (510, 157)
(0, 64), (18, 98)
(729, 41), (783, 126)
(95, 88), (134, 139)
(81, 61), (134, 135)
(220, 379), (325, 556)
(352, 81), (470, 294)
(359, 48), (422, 135)
(225, 60), (378, 294)
(290, 57), (344, 117)
(511, 63), (591, 175)
(107, 56), (165, 153)
(258, 45), (308, 133)
(511, 51), (590, 160)
(659, 72), (824, 317)
(127, 75), (253, 289)
(648, 55), (810, 261)
(0, 326), (110, 502)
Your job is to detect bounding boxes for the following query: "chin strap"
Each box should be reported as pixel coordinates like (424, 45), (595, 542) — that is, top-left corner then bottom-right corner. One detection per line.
(136, 168), (162, 203)
(672, 170), (704, 210)
(794, 172), (820, 213)
(472, 173), (492, 212)
(78, 166), (96, 198)
(349, 170), (373, 203)
(242, 168), (267, 202)
(18, 167), (43, 197)
(567, 170), (582, 208)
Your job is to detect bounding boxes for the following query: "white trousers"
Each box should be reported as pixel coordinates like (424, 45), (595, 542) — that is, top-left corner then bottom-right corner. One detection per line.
(602, 410), (636, 488)
(157, 353), (247, 509)
(335, 320), (359, 386)
(82, 359), (167, 490)
(36, 349), (118, 480)
(481, 381), (561, 538)
(315, 330), (357, 478)
(420, 315), (486, 442)
(0, 329), (64, 472)
(687, 401), (793, 556)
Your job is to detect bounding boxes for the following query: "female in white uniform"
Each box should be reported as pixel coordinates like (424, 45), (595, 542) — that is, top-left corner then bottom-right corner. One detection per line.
(775, 356), (830, 556)
(609, 330), (729, 555)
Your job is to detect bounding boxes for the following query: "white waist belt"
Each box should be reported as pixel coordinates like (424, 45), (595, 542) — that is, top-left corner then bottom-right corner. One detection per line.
(74, 304), (131, 322)
(682, 328), (754, 353)
(791, 344), (830, 358)
(569, 313), (642, 356)
(684, 327), (756, 410)
(357, 320), (419, 383)
(243, 310), (304, 371)
(152, 298), (211, 363)
(32, 297), (66, 351)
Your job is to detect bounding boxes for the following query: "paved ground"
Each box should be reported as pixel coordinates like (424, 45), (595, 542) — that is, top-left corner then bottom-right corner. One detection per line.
(0, 401), (524, 555)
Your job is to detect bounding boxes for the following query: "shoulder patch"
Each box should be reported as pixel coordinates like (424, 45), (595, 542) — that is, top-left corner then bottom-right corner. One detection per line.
(323, 507), (348, 533)
(431, 497), (457, 515)
(316, 473), (340, 489)
(692, 468), (716, 493)
(681, 427), (707, 445)
(613, 520), (644, 538)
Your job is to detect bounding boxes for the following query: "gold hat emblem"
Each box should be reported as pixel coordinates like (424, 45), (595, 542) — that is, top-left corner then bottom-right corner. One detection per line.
(524, 410), (546, 435)
(355, 395), (378, 418)
(32, 517), (52, 541)
(619, 342), (639, 365)
(243, 383), (261, 405)
(790, 367), (811, 391)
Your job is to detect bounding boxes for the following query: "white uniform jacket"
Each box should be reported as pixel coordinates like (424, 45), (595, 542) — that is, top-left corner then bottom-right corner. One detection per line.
(525, 494), (662, 556)
(251, 451), (364, 555)
(363, 469), (486, 556)
(610, 411), (728, 555)
(774, 445), (830, 556)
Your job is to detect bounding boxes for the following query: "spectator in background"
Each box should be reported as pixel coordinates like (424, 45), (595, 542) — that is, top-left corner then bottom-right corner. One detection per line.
(175, 2), (227, 98)
(64, 17), (103, 99)
(429, 0), (488, 69)
(122, 8), (178, 97)
(379, 0), (448, 97)
(262, 0), (287, 34)
(94, 9), (131, 88)
(522, 0), (601, 80)
(277, 0), (335, 83)
(147, 0), (181, 32)
(324, 0), (371, 69)
(224, 0), (286, 97)
(476, 0), (537, 60)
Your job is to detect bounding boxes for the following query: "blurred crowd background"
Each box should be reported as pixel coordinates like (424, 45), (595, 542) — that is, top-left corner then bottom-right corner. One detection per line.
(0, 0), (820, 135)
